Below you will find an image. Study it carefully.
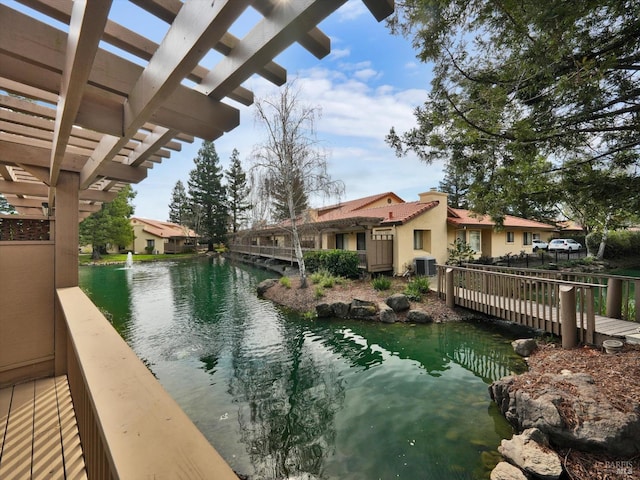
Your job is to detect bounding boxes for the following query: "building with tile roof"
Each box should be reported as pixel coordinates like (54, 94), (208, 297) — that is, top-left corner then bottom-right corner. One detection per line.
(129, 218), (198, 254)
(230, 190), (556, 274)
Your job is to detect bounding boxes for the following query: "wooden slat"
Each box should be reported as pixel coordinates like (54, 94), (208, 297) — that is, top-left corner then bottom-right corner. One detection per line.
(0, 377), (87, 479)
(56, 376), (87, 480)
(32, 377), (65, 478)
(0, 382), (34, 479)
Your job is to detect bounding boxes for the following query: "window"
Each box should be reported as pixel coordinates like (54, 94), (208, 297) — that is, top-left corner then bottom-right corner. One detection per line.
(336, 233), (345, 250)
(357, 232), (366, 251)
(413, 230), (423, 250)
(146, 239), (155, 249)
(469, 230), (481, 252)
(456, 230), (466, 243)
(506, 231), (514, 243)
(523, 232), (532, 246)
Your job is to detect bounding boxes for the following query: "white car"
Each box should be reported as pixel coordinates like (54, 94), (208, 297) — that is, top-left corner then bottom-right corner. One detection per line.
(548, 238), (582, 251)
(532, 239), (548, 251)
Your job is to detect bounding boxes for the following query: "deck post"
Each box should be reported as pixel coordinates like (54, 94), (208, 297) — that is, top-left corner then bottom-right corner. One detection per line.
(585, 287), (595, 345)
(446, 268), (455, 308)
(560, 286), (577, 349)
(606, 277), (623, 319)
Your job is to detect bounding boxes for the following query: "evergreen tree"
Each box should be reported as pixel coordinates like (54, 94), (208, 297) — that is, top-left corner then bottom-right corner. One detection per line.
(269, 165), (308, 222)
(224, 149), (251, 233)
(188, 141), (228, 250)
(0, 194), (16, 214)
(387, 0), (640, 221)
(438, 162), (471, 210)
(168, 180), (190, 225)
(79, 185), (136, 259)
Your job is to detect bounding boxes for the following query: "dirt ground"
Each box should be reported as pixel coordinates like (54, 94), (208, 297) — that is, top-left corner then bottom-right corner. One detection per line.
(260, 275), (472, 322)
(262, 274), (640, 480)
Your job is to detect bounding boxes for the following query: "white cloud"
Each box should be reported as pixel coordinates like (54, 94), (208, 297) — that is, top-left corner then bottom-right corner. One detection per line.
(329, 48), (351, 60)
(336, 0), (368, 22)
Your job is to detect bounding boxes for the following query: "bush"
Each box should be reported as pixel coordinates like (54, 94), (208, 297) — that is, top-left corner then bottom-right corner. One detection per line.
(314, 285), (325, 299)
(403, 276), (431, 301)
(303, 250), (360, 278)
(586, 230), (640, 258)
(279, 276), (292, 289)
(310, 269), (338, 288)
(371, 276), (392, 291)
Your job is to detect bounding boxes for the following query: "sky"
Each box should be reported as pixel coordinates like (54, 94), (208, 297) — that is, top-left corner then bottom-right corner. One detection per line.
(11, 0), (445, 221)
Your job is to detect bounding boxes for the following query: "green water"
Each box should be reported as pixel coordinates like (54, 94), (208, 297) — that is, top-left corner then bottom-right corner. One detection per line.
(79, 257), (527, 479)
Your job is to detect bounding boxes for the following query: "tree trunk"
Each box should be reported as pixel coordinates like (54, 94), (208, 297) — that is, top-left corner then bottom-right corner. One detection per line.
(290, 218), (307, 288)
(596, 230), (608, 260)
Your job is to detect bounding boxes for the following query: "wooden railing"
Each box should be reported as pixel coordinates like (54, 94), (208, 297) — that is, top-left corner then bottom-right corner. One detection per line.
(461, 263), (640, 322)
(437, 265), (598, 345)
(56, 287), (238, 479)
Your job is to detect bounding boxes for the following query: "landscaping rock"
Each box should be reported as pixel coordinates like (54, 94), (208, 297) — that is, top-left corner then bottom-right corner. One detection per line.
(379, 303), (397, 323)
(385, 293), (410, 312)
(332, 301), (351, 319)
(512, 338), (537, 357)
(256, 278), (278, 296)
(349, 299), (378, 319)
(490, 373), (640, 457)
(498, 428), (562, 480)
(490, 461), (528, 480)
(315, 303), (334, 318)
(406, 309), (433, 324)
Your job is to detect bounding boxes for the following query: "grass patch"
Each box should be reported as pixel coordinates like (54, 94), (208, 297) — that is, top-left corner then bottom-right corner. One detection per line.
(314, 285), (325, 299)
(279, 276), (292, 289)
(371, 276), (392, 291)
(79, 252), (197, 265)
(310, 269), (342, 289)
(403, 276), (431, 301)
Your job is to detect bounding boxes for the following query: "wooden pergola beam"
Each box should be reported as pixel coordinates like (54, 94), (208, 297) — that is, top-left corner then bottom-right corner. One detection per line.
(49, 0), (112, 190)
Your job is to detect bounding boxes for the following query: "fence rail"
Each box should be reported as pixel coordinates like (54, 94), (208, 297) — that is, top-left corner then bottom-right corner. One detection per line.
(437, 265), (599, 345)
(461, 263), (640, 322)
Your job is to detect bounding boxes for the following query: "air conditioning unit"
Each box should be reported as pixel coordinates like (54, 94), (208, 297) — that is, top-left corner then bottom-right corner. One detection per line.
(414, 256), (437, 276)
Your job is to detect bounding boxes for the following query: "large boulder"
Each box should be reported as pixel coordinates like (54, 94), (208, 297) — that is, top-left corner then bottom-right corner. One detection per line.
(331, 301), (350, 318)
(350, 299), (378, 319)
(385, 293), (410, 312)
(490, 461), (528, 480)
(406, 309), (433, 324)
(256, 278), (278, 296)
(498, 428), (562, 480)
(512, 339), (537, 357)
(315, 303), (334, 318)
(490, 373), (640, 457)
(378, 303), (397, 323)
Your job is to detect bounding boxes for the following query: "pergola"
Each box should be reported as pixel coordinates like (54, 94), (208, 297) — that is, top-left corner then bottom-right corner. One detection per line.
(0, 0), (394, 220)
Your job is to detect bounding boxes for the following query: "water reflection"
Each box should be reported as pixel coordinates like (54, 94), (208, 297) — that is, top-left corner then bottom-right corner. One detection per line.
(80, 258), (526, 480)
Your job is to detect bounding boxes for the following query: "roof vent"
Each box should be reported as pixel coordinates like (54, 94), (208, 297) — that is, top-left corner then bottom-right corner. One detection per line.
(389, 211), (393, 219)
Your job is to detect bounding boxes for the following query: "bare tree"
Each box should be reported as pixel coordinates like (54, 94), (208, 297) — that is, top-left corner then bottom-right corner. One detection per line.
(252, 82), (343, 287)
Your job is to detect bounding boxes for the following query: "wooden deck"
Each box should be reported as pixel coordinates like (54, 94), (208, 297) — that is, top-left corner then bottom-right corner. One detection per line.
(0, 376), (86, 480)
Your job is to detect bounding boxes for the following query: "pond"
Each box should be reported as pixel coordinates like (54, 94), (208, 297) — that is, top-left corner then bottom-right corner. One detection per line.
(79, 257), (528, 479)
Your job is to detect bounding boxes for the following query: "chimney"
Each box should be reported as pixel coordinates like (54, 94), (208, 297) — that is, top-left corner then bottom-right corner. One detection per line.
(418, 190), (449, 205)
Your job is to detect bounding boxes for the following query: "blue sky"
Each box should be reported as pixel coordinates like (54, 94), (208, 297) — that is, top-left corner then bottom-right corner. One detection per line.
(11, 0), (444, 220)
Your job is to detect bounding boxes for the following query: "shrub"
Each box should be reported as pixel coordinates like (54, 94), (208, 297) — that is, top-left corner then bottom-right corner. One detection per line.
(279, 276), (292, 289)
(446, 238), (476, 265)
(314, 285), (325, 299)
(309, 269), (341, 288)
(371, 276), (392, 291)
(403, 276), (431, 301)
(303, 250), (360, 278)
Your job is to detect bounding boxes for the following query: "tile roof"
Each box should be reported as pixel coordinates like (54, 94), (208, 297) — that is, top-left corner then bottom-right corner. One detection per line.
(314, 200), (438, 225)
(446, 208), (555, 230)
(132, 218), (198, 238)
(315, 192), (404, 216)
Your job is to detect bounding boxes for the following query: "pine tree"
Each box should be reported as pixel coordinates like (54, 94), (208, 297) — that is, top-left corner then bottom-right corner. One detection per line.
(187, 141), (228, 250)
(224, 149), (251, 233)
(168, 180), (190, 225)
